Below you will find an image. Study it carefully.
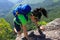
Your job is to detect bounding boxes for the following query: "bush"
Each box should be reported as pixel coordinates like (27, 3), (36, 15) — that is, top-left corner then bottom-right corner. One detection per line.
(0, 18), (15, 40)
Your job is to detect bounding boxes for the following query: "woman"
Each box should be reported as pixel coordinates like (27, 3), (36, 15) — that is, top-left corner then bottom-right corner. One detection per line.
(13, 4), (31, 40)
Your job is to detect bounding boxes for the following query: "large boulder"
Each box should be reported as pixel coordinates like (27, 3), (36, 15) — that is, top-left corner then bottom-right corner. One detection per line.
(16, 18), (60, 40)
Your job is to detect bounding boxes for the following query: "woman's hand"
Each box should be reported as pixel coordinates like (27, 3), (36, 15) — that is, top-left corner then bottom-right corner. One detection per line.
(40, 25), (45, 31)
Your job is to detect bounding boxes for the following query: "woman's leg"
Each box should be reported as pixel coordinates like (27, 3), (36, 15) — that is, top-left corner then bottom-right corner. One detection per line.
(15, 32), (22, 40)
(14, 26), (22, 40)
(22, 25), (29, 40)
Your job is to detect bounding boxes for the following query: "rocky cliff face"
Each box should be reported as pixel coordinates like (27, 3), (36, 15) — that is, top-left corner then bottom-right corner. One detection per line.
(44, 18), (60, 40)
(45, 18), (60, 31)
(16, 18), (60, 40)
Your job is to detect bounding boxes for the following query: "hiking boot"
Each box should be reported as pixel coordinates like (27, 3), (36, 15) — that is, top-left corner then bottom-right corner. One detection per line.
(22, 37), (28, 40)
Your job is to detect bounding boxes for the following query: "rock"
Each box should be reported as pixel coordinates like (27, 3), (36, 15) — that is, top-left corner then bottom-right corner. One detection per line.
(45, 18), (60, 31)
(44, 30), (60, 40)
(16, 18), (60, 40)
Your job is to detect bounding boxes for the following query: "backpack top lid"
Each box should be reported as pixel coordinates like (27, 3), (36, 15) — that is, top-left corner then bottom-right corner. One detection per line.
(17, 4), (31, 14)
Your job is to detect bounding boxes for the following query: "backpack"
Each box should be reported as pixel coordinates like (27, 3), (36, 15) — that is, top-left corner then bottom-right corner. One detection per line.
(13, 4), (31, 16)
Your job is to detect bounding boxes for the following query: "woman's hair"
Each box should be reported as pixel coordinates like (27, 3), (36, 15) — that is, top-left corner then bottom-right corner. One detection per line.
(32, 8), (48, 20)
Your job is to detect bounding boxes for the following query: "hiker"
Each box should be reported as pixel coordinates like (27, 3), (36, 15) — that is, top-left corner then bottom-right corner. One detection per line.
(13, 4), (31, 40)
(13, 4), (47, 40)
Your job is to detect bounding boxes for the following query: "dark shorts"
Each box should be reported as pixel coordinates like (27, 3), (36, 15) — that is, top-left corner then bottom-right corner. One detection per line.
(14, 22), (21, 32)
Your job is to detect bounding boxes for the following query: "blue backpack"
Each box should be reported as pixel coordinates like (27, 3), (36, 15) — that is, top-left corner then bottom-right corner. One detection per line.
(13, 4), (31, 16)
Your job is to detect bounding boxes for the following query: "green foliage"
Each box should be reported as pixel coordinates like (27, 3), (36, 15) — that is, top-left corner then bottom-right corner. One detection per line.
(38, 21), (47, 25)
(42, 6), (60, 22)
(0, 18), (15, 40)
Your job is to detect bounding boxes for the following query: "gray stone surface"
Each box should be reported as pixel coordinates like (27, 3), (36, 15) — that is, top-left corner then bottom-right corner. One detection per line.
(16, 18), (60, 40)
